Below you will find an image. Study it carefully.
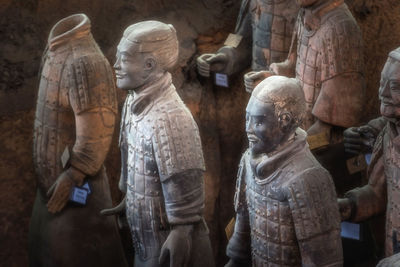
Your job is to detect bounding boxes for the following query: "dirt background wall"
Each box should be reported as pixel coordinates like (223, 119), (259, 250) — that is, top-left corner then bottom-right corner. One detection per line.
(1, 0), (400, 266)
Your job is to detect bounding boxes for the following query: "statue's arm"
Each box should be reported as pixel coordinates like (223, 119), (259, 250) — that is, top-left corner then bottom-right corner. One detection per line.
(225, 154), (251, 266)
(287, 168), (343, 266)
(341, 136), (387, 222)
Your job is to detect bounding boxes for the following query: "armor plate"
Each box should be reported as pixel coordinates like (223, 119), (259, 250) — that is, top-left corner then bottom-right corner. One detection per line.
(120, 80), (205, 260)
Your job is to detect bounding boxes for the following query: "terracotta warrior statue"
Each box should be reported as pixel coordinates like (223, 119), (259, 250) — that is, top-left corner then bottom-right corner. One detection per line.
(196, 0), (299, 79)
(102, 21), (214, 267)
(339, 47), (400, 267)
(245, 0), (364, 137)
(29, 14), (127, 267)
(225, 76), (343, 267)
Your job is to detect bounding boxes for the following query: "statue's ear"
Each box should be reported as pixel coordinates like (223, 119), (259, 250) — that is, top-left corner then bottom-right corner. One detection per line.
(278, 112), (293, 132)
(144, 57), (157, 71)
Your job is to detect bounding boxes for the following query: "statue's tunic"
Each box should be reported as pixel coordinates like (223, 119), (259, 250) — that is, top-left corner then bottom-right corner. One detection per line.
(227, 129), (343, 266)
(218, 0), (299, 75)
(295, 0), (364, 130)
(29, 14), (127, 267)
(345, 121), (400, 257)
(120, 73), (213, 266)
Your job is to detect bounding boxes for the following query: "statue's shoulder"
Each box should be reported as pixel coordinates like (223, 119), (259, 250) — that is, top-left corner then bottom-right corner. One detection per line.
(67, 52), (117, 115)
(151, 92), (205, 181)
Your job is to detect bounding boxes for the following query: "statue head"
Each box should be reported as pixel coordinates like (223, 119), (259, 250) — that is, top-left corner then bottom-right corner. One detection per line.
(246, 76), (305, 155)
(114, 20), (179, 91)
(379, 47), (400, 121)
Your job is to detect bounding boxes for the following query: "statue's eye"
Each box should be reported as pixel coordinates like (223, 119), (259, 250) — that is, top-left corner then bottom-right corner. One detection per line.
(390, 81), (400, 92)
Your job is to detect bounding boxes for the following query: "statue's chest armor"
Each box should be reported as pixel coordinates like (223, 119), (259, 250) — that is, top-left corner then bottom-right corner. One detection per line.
(295, 22), (323, 129)
(245, 173), (301, 265)
(296, 23), (323, 104)
(383, 130), (400, 252)
(250, 0), (297, 69)
(122, 105), (168, 260)
(33, 48), (75, 192)
(123, 111), (161, 196)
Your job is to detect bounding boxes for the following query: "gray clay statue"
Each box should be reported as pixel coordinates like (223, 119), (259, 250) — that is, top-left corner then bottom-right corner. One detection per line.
(29, 13), (127, 267)
(225, 76), (343, 267)
(246, 0), (365, 139)
(339, 47), (400, 266)
(102, 21), (215, 267)
(196, 0), (299, 78)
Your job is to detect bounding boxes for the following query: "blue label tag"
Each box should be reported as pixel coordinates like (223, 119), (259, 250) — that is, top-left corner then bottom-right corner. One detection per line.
(341, 222), (361, 240)
(70, 187), (88, 205)
(365, 153), (372, 165)
(215, 73), (229, 87)
(82, 182), (91, 194)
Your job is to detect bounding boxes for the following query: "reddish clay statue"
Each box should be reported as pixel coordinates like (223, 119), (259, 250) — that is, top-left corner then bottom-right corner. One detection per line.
(197, 0), (299, 79)
(102, 21), (215, 267)
(246, 0), (365, 138)
(339, 47), (400, 266)
(29, 14), (127, 267)
(226, 76), (343, 267)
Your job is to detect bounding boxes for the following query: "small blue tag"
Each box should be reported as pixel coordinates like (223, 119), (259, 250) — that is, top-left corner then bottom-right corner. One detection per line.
(82, 182), (91, 194)
(341, 221), (361, 240)
(365, 153), (372, 165)
(215, 73), (229, 87)
(70, 187), (88, 205)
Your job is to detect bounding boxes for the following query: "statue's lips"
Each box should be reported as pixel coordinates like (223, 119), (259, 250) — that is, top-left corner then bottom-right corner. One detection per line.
(381, 101), (400, 108)
(115, 73), (126, 79)
(247, 134), (259, 143)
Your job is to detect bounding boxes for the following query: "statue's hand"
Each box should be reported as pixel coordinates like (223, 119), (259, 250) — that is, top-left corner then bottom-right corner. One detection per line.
(100, 196), (128, 228)
(159, 225), (193, 267)
(243, 70), (274, 93)
(47, 167), (85, 214)
(100, 196), (126, 216)
(338, 198), (352, 221)
(377, 253), (400, 267)
(269, 59), (295, 77)
(344, 126), (375, 155)
(197, 53), (229, 77)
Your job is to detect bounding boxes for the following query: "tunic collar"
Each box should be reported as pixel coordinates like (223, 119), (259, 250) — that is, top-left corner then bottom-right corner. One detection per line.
(48, 13), (91, 51)
(302, 0), (344, 32)
(130, 72), (173, 116)
(250, 128), (308, 184)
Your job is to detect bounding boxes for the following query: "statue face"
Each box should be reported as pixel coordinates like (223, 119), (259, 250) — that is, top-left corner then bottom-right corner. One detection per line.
(114, 39), (153, 91)
(246, 96), (283, 155)
(296, 0), (319, 7)
(379, 58), (400, 120)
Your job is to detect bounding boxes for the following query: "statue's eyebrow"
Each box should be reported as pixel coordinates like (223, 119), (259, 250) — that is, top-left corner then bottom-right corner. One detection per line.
(120, 51), (133, 57)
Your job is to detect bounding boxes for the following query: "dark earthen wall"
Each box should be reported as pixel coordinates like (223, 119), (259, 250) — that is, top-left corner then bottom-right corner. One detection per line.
(1, 0), (400, 266)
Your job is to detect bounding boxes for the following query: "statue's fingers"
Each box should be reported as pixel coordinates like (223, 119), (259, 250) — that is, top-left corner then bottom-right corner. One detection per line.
(344, 148), (361, 155)
(46, 182), (57, 198)
(344, 128), (361, 138)
(198, 65), (210, 73)
(343, 137), (364, 145)
(206, 53), (227, 64)
(343, 143), (361, 150)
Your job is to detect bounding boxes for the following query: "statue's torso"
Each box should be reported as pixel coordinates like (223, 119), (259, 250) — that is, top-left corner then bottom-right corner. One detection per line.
(382, 124), (400, 256)
(242, 150), (314, 266)
(121, 87), (201, 260)
(33, 36), (106, 193)
(295, 3), (363, 129)
(250, 0), (298, 70)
